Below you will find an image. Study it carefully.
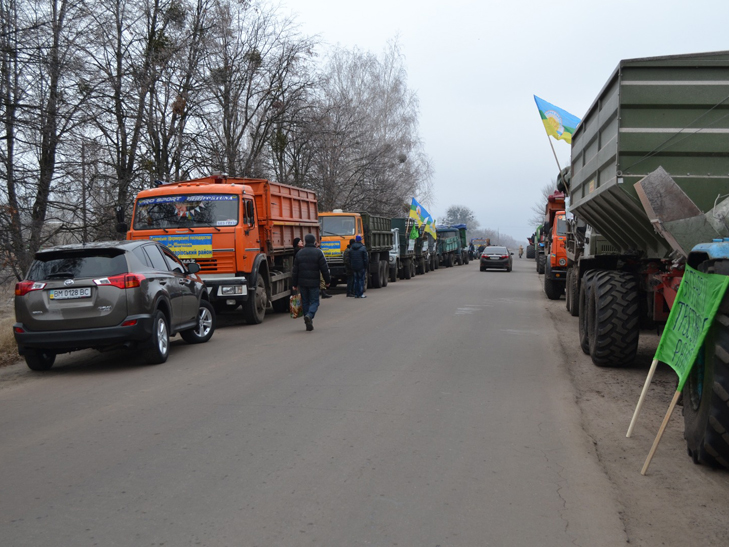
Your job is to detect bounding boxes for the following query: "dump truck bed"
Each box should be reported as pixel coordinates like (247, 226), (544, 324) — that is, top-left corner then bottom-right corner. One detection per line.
(569, 50), (729, 259)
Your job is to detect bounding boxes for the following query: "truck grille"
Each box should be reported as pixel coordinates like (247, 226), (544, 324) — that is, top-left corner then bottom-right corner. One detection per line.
(196, 253), (236, 273)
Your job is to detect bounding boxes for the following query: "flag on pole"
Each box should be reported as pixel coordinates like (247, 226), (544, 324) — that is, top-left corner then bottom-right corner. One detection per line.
(409, 198), (438, 240)
(534, 95), (581, 144)
(654, 265), (729, 391)
(409, 198), (427, 225)
(423, 216), (437, 240)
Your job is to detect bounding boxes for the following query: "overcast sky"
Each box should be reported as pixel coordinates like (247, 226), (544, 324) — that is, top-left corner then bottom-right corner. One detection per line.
(280, 0), (729, 242)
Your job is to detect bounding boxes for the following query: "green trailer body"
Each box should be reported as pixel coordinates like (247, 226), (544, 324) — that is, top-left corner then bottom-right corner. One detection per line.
(569, 50), (729, 259)
(390, 218), (416, 258)
(357, 212), (394, 254)
(391, 218), (417, 279)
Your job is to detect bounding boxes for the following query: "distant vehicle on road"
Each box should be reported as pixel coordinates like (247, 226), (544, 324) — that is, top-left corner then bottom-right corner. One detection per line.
(479, 246), (513, 272)
(13, 240), (215, 371)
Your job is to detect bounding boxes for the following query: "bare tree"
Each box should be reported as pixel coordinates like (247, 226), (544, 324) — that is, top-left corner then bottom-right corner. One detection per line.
(191, 1), (316, 178)
(0, 0), (94, 278)
(301, 42), (432, 216)
(442, 205), (480, 228)
(529, 179), (558, 228)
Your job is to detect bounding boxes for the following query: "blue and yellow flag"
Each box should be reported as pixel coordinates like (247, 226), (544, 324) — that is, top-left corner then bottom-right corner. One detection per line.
(409, 198), (437, 240)
(409, 198), (426, 225)
(534, 95), (581, 144)
(423, 216), (437, 239)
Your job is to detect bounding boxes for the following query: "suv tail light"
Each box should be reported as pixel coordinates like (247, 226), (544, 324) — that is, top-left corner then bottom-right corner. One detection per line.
(94, 273), (145, 289)
(15, 281), (46, 296)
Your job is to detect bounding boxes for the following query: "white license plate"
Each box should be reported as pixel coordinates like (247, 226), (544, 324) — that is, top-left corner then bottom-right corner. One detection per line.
(49, 287), (92, 300)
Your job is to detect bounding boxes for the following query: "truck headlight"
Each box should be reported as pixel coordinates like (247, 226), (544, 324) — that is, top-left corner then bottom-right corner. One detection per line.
(220, 285), (244, 295)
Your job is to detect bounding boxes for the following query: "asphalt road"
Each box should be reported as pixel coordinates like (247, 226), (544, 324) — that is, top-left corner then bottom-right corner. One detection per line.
(1, 257), (629, 546)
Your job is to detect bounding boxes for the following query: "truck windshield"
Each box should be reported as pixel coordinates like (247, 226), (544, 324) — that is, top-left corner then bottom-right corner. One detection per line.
(557, 217), (567, 235)
(320, 216), (355, 236)
(133, 194), (239, 230)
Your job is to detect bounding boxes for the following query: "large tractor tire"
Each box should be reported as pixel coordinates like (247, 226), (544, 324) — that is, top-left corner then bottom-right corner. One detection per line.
(578, 271), (597, 355)
(537, 254), (546, 274)
(526, 245), (535, 259)
(683, 260), (729, 468)
(566, 268), (579, 317)
(587, 271), (639, 367)
(543, 262), (565, 300)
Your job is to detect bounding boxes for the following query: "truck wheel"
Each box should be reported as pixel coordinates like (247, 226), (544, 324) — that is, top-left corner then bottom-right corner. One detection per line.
(181, 300), (216, 344)
(578, 271), (597, 355)
(24, 349), (56, 371)
(142, 310), (170, 364)
(464, 253), (469, 265)
(537, 254), (546, 274)
(404, 259), (412, 279)
(683, 261), (729, 468)
(543, 262), (564, 300)
(526, 245), (535, 259)
(410, 260), (416, 278)
(416, 258), (424, 275)
(389, 265), (398, 282)
(566, 268), (579, 317)
(588, 271), (639, 367)
(371, 264), (382, 288)
(381, 261), (388, 287)
(244, 276), (267, 324)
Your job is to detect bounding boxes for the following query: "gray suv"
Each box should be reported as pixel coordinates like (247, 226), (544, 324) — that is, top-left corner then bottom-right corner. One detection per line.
(13, 240), (215, 371)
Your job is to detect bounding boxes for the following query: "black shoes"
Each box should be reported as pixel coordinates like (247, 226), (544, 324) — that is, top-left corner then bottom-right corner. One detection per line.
(304, 315), (313, 331)
(321, 291), (332, 299)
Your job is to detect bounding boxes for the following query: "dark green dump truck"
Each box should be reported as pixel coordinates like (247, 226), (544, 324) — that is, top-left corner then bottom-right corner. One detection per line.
(391, 218), (417, 279)
(435, 226), (460, 267)
(563, 50), (729, 468)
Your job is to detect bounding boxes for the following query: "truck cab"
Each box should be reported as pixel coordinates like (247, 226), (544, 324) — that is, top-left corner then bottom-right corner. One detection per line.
(126, 174), (319, 323)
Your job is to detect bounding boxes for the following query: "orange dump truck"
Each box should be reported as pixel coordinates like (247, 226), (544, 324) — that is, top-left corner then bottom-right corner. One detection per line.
(542, 191), (568, 300)
(125, 174), (319, 323)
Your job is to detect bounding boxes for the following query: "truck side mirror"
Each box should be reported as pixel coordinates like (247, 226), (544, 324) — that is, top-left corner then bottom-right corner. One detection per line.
(246, 201), (255, 225)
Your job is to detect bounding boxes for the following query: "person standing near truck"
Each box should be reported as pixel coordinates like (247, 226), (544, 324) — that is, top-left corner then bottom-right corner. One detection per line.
(343, 239), (355, 297)
(292, 234), (331, 331)
(349, 235), (369, 298)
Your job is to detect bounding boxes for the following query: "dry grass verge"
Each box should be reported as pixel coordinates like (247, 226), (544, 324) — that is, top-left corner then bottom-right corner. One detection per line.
(0, 281), (19, 367)
(0, 315), (19, 367)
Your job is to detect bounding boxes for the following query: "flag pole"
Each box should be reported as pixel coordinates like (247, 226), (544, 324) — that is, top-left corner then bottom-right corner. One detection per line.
(626, 358), (659, 438)
(546, 133), (563, 175)
(641, 390), (682, 475)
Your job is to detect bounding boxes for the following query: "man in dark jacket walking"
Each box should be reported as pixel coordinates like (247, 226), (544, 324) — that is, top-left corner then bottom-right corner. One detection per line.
(349, 235), (369, 298)
(292, 234), (331, 331)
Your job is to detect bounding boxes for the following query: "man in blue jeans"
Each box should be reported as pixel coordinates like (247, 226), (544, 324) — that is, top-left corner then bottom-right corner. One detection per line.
(292, 234), (331, 331)
(349, 235), (369, 298)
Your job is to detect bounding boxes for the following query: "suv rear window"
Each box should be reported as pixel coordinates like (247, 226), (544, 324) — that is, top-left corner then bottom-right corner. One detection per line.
(27, 250), (128, 281)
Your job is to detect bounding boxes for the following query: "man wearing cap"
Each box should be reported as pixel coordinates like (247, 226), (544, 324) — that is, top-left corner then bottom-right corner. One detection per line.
(349, 235), (369, 299)
(292, 234), (331, 331)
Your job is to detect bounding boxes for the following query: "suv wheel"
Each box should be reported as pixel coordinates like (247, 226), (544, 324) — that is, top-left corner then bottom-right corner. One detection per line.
(181, 300), (216, 344)
(25, 349), (56, 371)
(143, 310), (169, 364)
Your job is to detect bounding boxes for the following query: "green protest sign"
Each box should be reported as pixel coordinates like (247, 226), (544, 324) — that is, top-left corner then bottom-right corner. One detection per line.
(654, 265), (729, 391)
